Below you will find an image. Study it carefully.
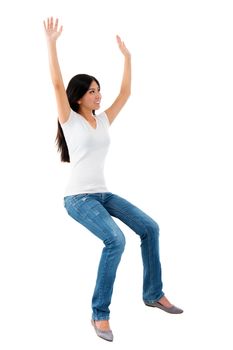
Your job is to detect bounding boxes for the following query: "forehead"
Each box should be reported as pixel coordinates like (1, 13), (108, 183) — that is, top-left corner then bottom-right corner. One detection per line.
(89, 80), (99, 89)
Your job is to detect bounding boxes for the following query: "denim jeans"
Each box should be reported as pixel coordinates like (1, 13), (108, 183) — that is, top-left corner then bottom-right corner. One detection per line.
(64, 192), (164, 320)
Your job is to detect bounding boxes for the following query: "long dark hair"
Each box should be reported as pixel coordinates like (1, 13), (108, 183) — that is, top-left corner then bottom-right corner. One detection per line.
(56, 74), (100, 162)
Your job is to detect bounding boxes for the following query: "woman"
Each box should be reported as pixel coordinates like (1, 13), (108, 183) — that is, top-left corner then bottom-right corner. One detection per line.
(43, 17), (183, 342)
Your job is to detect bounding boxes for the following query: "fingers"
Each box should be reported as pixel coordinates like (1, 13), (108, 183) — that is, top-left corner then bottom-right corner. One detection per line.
(116, 34), (131, 57)
(116, 35), (125, 49)
(43, 17), (62, 32)
(43, 17), (51, 31)
(116, 35), (121, 44)
(116, 35), (125, 50)
(116, 35), (126, 49)
(54, 18), (58, 30)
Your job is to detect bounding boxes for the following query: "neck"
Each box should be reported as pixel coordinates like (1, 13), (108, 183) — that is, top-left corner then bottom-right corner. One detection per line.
(78, 109), (95, 121)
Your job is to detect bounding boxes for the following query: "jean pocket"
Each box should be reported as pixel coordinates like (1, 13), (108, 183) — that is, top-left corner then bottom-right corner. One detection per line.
(64, 194), (87, 209)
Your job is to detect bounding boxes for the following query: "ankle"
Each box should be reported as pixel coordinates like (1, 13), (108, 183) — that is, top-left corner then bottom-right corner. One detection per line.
(158, 295), (173, 307)
(95, 320), (111, 331)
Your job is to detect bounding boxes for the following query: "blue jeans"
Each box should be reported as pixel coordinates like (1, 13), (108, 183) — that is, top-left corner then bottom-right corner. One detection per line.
(64, 192), (164, 320)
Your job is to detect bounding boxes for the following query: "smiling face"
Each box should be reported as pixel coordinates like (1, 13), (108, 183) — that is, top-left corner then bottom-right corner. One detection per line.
(78, 80), (101, 114)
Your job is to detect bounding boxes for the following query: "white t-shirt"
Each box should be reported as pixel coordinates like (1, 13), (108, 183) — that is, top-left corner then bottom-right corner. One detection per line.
(61, 109), (111, 196)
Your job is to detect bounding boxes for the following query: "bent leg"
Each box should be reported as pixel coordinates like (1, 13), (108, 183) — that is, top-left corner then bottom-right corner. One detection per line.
(105, 194), (164, 302)
(64, 194), (125, 320)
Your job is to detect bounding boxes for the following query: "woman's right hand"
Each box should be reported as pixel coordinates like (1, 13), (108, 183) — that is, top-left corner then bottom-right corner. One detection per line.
(43, 17), (63, 42)
(43, 17), (70, 125)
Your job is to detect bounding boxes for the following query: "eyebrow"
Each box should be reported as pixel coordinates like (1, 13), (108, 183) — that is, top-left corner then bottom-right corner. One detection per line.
(88, 87), (100, 91)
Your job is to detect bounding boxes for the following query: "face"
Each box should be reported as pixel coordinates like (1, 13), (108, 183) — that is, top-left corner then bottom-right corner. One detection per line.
(78, 80), (101, 112)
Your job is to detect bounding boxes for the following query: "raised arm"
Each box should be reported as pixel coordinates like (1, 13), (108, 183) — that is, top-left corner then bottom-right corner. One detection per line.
(43, 17), (70, 124)
(105, 35), (131, 124)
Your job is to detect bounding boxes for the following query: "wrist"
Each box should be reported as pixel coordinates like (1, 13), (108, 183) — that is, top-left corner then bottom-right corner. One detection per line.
(124, 53), (131, 60)
(46, 38), (57, 46)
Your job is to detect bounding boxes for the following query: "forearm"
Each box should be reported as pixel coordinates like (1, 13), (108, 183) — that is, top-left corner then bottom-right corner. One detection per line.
(120, 55), (131, 98)
(46, 40), (64, 88)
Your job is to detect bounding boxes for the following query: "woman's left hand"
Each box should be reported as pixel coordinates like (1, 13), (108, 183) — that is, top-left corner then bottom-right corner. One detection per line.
(116, 35), (131, 58)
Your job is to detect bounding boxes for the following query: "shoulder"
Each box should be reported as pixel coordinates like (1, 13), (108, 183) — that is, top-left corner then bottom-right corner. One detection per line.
(61, 109), (81, 129)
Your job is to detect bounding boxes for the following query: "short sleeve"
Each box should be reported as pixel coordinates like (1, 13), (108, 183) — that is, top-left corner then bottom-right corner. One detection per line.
(97, 112), (110, 128)
(61, 109), (77, 129)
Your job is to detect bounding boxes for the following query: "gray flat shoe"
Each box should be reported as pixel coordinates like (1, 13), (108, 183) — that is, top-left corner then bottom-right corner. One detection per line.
(91, 320), (113, 342)
(144, 301), (183, 314)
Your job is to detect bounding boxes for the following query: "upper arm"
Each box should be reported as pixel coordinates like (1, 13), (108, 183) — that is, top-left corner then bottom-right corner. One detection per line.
(104, 92), (130, 125)
(53, 83), (71, 124)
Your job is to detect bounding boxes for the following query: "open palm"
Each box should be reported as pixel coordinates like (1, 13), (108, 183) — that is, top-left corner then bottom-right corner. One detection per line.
(116, 35), (131, 58)
(43, 17), (63, 41)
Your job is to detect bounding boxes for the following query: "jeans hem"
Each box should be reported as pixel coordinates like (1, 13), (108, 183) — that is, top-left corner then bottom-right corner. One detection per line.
(92, 316), (110, 321)
(143, 291), (165, 304)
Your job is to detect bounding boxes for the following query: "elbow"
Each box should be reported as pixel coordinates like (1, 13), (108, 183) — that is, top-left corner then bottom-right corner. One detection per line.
(125, 90), (131, 101)
(53, 81), (63, 90)
(121, 88), (131, 100)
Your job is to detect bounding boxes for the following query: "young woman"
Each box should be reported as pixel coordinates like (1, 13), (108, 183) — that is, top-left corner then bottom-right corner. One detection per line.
(44, 17), (183, 342)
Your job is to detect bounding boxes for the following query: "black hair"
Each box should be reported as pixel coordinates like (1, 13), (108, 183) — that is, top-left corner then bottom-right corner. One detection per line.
(55, 74), (100, 162)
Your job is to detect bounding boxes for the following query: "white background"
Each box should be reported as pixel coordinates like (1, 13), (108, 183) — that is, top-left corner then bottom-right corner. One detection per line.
(1, 0), (233, 348)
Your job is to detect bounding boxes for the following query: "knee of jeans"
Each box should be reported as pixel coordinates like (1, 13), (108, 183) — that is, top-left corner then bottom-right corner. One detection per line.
(106, 231), (126, 253)
(146, 220), (160, 239)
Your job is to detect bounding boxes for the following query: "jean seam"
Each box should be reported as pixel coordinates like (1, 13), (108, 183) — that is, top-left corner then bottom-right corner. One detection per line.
(106, 204), (156, 296)
(94, 247), (110, 320)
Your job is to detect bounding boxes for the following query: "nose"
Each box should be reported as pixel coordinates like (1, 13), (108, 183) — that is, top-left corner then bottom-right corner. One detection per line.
(96, 91), (101, 99)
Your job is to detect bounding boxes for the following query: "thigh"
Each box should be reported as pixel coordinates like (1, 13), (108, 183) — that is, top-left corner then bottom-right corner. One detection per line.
(64, 194), (124, 242)
(105, 194), (159, 235)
